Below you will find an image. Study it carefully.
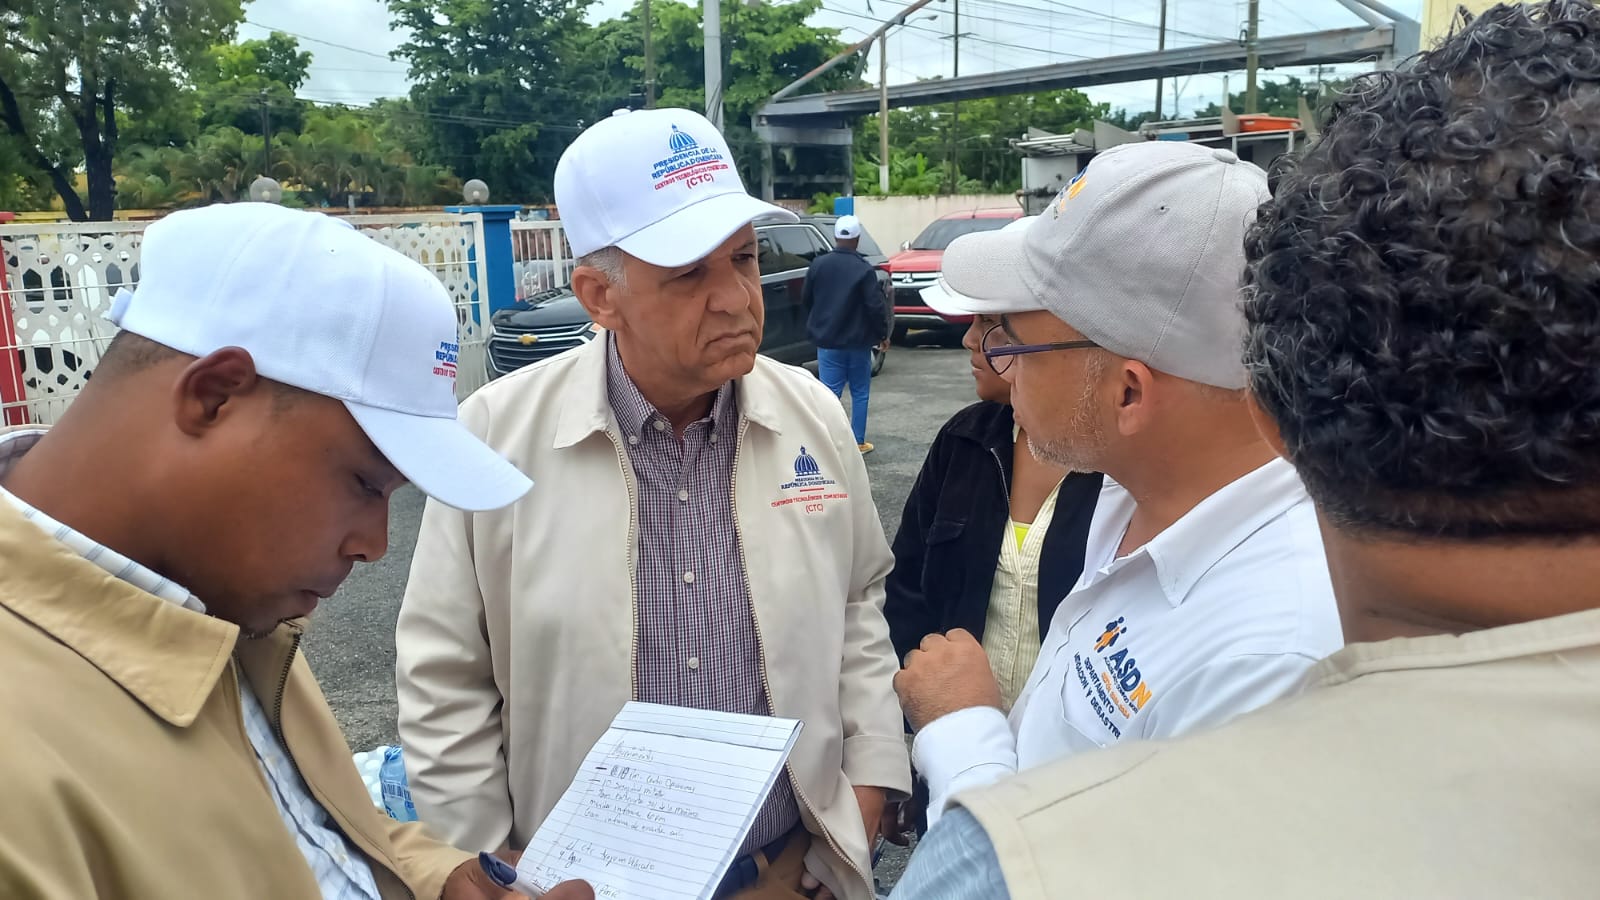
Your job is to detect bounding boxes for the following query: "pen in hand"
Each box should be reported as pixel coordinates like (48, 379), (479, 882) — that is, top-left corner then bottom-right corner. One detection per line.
(478, 851), (546, 897)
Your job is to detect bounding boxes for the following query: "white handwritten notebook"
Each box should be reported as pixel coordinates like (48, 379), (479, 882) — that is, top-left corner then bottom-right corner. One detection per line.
(514, 702), (804, 900)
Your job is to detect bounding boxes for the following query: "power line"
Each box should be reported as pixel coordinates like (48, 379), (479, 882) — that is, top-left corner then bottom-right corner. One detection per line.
(241, 19), (398, 61)
(819, 2), (1086, 60)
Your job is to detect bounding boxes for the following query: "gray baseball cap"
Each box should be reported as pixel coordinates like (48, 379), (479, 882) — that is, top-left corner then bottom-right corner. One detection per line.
(940, 141), (1269, 388)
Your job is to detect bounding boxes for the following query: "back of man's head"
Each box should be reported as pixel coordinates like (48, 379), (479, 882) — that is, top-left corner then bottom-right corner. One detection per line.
(1244, 0), (1600, 540)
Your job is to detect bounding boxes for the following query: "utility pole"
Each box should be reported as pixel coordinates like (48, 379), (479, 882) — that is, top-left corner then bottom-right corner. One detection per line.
(946, 0), (960, 193)
(704, 0), (724, 130)
(644, 0), (656, 108)
(1245, 0), (1261, 113)
(879, 34), (890, 195)
(1154, 0), (1167, 118)
(259, 92), (272, 177)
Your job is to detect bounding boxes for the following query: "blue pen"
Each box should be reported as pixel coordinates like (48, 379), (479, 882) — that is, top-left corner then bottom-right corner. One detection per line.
(478, 851), (546, 897)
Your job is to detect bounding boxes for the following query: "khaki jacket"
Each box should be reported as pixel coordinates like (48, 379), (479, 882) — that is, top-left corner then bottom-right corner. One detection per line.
(0, 500), (471, 900)
(396, 338), (911, 900)
(958, 608), (1600, 898)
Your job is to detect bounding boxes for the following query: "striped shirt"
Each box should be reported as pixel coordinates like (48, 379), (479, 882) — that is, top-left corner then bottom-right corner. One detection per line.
(0, 428), (382, 900)
(605, 337), (800, 853)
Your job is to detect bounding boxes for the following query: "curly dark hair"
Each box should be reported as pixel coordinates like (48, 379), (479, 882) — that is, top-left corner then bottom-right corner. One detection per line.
(1243, 0), (1600, 539)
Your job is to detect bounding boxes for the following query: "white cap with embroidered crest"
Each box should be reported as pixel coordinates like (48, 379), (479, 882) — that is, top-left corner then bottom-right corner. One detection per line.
(555, 107), (796, 268)
(107, 202), (532, 511)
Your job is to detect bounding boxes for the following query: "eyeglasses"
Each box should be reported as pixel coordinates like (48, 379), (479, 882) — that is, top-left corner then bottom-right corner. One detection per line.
(981, 322), (1100, 375)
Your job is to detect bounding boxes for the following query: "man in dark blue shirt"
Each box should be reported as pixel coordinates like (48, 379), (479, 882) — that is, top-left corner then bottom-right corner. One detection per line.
(804, 215), (890, 453)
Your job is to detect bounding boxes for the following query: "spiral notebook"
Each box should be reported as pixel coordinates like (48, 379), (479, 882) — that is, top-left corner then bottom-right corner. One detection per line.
(514, 702), (804, 900)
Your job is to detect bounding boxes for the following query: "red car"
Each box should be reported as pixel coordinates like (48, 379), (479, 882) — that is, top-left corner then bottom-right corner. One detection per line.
(887, 207), (1022, 341)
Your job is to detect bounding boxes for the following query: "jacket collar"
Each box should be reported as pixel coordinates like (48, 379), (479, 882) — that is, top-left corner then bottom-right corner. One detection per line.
(0, 499), (240, 727)
(553, 333), (785, 448)
(943, 401), (1017, 453)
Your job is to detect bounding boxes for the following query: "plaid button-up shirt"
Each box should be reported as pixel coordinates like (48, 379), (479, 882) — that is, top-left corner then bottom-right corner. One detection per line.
(605, 338), (801, 854)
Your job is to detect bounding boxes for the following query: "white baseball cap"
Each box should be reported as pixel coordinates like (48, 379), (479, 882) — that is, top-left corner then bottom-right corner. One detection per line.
(834, 215), (863, 240)
(107, 203), (532, 511)
(555, 108), (796, 267)
(938, 141), (1270, 388)
(919, 215), (1038, 316)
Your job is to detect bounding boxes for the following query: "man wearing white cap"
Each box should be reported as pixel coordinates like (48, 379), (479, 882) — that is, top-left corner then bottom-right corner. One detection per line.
(0, 204), (591, 898)
(891, 141), (1343, 830)
(802, 214), (890, 453)
(396, 109), (910, 900)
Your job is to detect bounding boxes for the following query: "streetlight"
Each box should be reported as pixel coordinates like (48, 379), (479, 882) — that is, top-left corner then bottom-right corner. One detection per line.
(463, 179), (490, 205)
(249, 176), (282, 204)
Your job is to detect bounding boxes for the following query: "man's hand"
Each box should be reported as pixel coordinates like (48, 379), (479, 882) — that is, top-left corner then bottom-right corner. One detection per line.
(893, 629), (1004, 732)
(441, 851), (594, 899)
(853, 785), (886, 846)
(877, 338), (891, 352)
(800, 786), (886, 899)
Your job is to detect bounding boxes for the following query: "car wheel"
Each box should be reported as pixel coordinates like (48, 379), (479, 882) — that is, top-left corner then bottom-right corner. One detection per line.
(891, 323), (909, 345)
(871, 346), (886, 376)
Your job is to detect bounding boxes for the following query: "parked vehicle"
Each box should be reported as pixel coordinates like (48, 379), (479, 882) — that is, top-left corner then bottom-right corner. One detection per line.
(487, 216), (896, 378)
(887, 208), (1021, 342)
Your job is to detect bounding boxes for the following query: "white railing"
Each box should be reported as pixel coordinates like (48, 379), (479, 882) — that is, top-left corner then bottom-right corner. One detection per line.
(508, 219), (575, 300)
(1, 210), (491, 426)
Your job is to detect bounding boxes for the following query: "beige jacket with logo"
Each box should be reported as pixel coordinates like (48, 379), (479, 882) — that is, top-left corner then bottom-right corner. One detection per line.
(957, 608), (1600, 898)
(396, 338), (911, 900)
(0, 498), (472, 900)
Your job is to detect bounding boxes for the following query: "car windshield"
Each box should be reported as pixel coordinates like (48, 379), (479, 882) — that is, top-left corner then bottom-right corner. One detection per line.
(910, 216), (1014, 251)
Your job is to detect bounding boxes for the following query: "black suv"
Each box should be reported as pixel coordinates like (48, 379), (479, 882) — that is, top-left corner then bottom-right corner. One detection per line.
(487, 216), (895, 379)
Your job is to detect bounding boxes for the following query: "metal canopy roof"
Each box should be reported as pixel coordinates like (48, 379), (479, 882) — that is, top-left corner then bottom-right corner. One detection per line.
(758, 24), (1410, 127)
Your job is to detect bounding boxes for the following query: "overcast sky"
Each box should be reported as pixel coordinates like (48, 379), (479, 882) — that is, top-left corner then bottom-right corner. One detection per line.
(239, 0), (1425, 117)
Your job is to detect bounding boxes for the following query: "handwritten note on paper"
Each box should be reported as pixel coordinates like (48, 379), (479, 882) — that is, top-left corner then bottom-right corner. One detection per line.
(515, 703), (803, 900)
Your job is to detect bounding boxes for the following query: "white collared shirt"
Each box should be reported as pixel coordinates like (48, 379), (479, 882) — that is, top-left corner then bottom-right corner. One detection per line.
(0, 427), (382, 900)
(912, 458), (1343, 827)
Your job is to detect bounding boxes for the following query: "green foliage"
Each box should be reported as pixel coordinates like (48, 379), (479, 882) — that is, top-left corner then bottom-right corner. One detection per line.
(388, 0), (606, 203)
(195, 33), (314, 137)
(0, 0), (244, 219)
(580, 0), (857, 188)
(853, 88), (1104, 195)
(1191, 76), (1313, 119)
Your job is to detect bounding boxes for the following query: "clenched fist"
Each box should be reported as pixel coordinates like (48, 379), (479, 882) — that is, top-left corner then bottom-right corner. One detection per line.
(892, 629), (1004, 732)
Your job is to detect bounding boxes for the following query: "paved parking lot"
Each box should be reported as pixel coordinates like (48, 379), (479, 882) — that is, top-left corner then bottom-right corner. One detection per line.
(305, 337), (974, 888)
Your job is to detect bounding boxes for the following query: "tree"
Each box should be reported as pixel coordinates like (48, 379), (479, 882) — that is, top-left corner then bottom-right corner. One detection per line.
(852, 88), (1105, 195)
(389, 0), (607, 203)
(583, 0), (860, 193)
(1102, 107), (1160, 132)
(0, 0), (244, 220)
(1192, 76), (1310, 119)
(195, 33), (314, 138)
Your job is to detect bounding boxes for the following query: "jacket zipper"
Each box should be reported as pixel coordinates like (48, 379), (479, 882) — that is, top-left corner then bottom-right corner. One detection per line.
(268, 628), (416, 900)
(990, 446), (1011, 499)
(730, 419), (870, 892)
(604, 428), (642, 699)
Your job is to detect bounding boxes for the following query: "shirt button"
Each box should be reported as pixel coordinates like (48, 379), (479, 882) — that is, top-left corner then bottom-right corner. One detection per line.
(682, 571), (695, 584)
(687, 656), (700, 670)
(677, 489), (689, 502)
(627, 435), (639, 446)
(653, 420), (667, 432)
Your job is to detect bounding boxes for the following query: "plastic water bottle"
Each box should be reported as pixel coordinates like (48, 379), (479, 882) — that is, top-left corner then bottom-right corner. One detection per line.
(380, 745), (418, 822)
